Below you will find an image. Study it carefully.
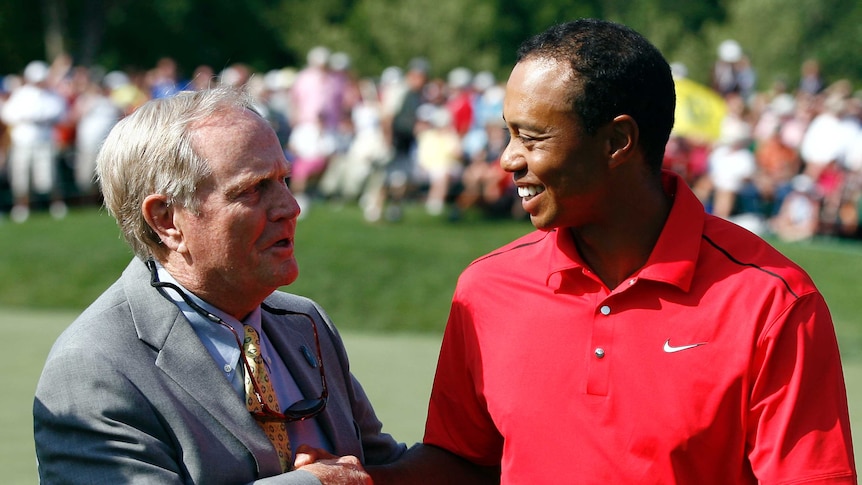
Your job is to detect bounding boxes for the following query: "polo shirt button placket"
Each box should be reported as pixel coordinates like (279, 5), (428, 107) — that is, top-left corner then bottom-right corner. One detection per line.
(587, 303), (612, 395)
(595, 305), (611, 360)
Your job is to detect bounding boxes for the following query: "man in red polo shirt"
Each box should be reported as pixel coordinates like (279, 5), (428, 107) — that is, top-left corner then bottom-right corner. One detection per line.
(369, 18), (856, 484)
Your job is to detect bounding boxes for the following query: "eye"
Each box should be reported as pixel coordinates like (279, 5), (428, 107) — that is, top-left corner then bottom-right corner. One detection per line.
(506, 125), (535, 145)
(241, 180), (267, 198)
(516, 132), (537, 145)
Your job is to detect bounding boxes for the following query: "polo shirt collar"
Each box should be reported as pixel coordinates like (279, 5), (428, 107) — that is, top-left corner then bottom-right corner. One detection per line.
(546, 170), (704, 292)
(636, 171), (703, 292)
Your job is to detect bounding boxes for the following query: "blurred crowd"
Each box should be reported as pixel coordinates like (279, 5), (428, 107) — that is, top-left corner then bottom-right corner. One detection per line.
(669, 40), (862, 242)
(2, 42), (862, 241)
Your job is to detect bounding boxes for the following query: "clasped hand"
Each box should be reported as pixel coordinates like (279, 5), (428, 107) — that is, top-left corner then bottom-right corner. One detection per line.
(293, 444), (373, 484)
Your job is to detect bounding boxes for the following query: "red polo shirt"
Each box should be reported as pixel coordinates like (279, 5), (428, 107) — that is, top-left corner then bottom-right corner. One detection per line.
(424, 171), (856, 484)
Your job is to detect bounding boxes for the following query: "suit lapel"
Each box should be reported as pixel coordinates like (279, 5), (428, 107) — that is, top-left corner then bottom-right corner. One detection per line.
(121, 259), (282, 474)
(262, 307), (359, 455)
(261, 310), (322, 408)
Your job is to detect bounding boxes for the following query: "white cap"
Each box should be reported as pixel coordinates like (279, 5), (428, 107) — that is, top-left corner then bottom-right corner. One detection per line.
(307, 46), (331, 67)
(770, 94), (796, 117)
(416, 103), (438, 123)
(447, 67), (472, 89)
(329, 52), (351, 71)
(103, 70), (130, 90)
(718, 39), (743, 63)
(380, 66), (403, 85)
(791, 174), (815, 193)
(472, 71), (496, 92)
(23, 60), (50, 83)
(670, 62), (688, 79)
(264, 68), (296, 90)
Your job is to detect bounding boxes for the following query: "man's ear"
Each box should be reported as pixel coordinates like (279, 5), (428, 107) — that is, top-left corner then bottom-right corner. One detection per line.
(142, 194), (185, 252)
(608, 114), (639, 168)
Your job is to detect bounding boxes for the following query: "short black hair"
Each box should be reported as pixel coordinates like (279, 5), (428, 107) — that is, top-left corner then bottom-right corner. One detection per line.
(517, 18), (676, 172)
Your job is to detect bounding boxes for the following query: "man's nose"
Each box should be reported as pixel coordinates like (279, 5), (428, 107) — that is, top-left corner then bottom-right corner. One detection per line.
(499, 140), (522, 173)
(271, 182), (301, 220)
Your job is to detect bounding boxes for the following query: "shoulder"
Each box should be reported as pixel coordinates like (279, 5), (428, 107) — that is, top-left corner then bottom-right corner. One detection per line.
(468, 229), (553, 268)
(700, 215), (817, 298)
(52, 278), (130, 350)
(456, 229), (554, 288)
(262, 291), (338, 336)
(263, 291), (320, 313)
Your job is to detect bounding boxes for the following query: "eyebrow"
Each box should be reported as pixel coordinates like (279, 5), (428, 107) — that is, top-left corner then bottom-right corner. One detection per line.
(221, 168), (265, 195)
(503, 115), (550, 136)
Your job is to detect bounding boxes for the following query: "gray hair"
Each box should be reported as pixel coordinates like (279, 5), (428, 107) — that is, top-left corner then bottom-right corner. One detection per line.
(96, 86), (256, 259)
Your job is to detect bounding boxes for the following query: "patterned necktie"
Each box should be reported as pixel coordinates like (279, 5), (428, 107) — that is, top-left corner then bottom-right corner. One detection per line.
(243, 324), (291, 472)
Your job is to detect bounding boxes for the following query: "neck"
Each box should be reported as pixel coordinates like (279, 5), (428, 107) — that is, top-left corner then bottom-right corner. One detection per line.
(157, 257), (263, 321)
(572, 182), (672, 290)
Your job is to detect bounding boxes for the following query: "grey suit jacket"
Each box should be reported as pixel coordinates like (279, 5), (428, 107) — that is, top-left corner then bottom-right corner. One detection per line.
(34, 258), (406, 484)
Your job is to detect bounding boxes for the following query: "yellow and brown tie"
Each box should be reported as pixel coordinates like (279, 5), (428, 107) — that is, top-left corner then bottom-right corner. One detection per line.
(243, 324), (291, 472)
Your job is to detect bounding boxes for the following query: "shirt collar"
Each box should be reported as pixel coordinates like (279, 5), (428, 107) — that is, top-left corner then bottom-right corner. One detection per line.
(636, 171), (703, 292)
(545, 170), (704, 292)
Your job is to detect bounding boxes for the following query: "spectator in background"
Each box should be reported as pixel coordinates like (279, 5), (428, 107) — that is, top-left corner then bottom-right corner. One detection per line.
(326, 52), (359, 133)
(712, 39), (756, 102)
(739, 93), (802, 219)
(287, 112), (337, 216)
(445, 67), (474, 140)
(415, 104), (462, 216)
(219, 63), (253, 89)
(712, 39), (743, 97)
(71, 70), (122, 203)
(319, 78), (389, 204)
(461, 70), (501, 160)
(1, 60), (68, 222)
(290, 46), (334, 129)
(148, 57), (182, 99)
(693, 92), (756, 220)
(104, 69), (148, 116)
(453, 82), (516, 220)
(770, 174), (821, 242)
(263, 68), (297, 149)
(799, 58), (825, 96)
(0, 76), (13, 178)
(799, 89), (854, 234)
(363, 58), (429, 222)
(287, 47), (343, 215)
(188, 64), (215, 91)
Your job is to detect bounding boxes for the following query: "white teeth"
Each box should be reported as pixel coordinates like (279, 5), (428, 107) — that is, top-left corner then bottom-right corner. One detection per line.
(517, 185), (545, 198)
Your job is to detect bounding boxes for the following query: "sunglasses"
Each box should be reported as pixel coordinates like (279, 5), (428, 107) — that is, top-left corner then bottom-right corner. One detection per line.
(148, 259), (328, 422)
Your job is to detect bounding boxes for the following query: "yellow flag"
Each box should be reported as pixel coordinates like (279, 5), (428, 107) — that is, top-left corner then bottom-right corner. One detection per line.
(673, 77), (727, 143)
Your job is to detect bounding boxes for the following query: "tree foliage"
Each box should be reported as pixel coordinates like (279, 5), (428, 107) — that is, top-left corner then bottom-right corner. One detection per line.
(1, 0), (860, 90)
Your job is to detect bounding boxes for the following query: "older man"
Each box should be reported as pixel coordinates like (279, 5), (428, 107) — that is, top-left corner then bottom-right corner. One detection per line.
(34, 87), (405, 484)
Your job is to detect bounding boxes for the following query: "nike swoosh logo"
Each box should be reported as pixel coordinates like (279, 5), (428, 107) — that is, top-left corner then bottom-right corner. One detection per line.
(663, 339), (706, 353)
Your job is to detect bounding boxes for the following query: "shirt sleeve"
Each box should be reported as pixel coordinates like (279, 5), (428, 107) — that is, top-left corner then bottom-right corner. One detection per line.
(746, 291), (857, 482)
(423, 296), (504, 466)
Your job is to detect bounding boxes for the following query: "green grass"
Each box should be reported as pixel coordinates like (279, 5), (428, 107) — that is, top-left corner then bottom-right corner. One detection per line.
(0, 204), (534, 333)
(2, 203), (861, 483)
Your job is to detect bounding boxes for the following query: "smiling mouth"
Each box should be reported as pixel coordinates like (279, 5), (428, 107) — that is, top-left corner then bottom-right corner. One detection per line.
(517, 185), (545, 199)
